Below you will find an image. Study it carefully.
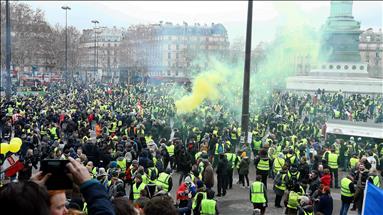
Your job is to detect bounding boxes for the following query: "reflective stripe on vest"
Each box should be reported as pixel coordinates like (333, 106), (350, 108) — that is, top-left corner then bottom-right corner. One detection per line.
(341, 178), (354, 197)
(257, 159), (270, 171)
(251, 181), (266, 203)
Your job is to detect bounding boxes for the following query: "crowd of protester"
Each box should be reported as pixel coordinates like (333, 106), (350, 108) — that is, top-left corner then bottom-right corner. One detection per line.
(0, 81), (382, 215)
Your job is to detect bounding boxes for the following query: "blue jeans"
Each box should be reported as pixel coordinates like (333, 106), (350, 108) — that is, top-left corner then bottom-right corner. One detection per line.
(340, 201), (350, 215)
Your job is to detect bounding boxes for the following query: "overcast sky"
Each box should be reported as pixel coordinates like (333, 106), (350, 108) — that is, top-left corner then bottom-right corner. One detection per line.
(26, 1), (382, 45)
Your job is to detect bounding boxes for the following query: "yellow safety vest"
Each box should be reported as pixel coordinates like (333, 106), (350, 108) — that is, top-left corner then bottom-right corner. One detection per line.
(166, 145), (175, 156)
(116, 158), (127, 172)
(226, 153), (236, 169)
(369, 175), (381, 187)
(257, 159), (270, 171)
(273, 157), (285, 173)
(341, 178), (354, 197)
(328, 153), (339, 169)
(200, 199), (216, 215)
(132, 182), (146, 200)
(350, 158), (359, 169)
(50, 127), (58, 140)
(287, 191), (300, 209)
(252, 140), (262, 151)
(91, 167), (97, 178)
(275, 173), (287, 191)
(155, 172), (170, 192)
(251, 181), (266, 203)
(231, 132), (237, 140)
(192, 192), (207, 209)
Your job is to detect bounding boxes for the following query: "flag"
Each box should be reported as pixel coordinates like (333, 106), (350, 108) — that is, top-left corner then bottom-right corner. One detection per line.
(137, 99), (144, 116)
(1, 154), (24, 177)
(362, 181), (383, 215)
(0, 154), (19, 172)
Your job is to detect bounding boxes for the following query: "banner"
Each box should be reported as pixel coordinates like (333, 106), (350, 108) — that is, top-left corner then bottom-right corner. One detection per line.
(362, 181), (383, 215)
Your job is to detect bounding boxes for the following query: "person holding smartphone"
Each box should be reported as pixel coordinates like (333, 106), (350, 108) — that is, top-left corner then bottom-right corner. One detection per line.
(0, 157), (116, 215)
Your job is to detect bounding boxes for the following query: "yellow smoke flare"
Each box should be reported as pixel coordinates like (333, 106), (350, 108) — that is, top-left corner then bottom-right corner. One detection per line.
(175, 61), (229, 114)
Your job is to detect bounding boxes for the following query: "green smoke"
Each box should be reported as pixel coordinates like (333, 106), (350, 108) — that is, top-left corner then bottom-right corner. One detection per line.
(169, 1), (327, 121)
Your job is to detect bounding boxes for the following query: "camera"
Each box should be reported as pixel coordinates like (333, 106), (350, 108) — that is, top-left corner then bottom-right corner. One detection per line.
(40, 159), (73, 190)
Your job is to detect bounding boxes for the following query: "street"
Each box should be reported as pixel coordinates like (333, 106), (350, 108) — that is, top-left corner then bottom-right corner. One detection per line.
(168, 164), (357, 215)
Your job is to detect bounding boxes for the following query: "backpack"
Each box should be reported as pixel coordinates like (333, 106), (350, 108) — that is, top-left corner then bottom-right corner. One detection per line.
(149, 168), (157, 181)
(217, 144), (224, 154)
(155, 160), (164, 173)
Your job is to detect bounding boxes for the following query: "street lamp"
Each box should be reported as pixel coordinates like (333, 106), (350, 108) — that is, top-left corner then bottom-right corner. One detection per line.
(240, 0), (253, 149)
(5, 0), (12, 99)
(91, 20), (99, 81)
(61, 6), (71, 82)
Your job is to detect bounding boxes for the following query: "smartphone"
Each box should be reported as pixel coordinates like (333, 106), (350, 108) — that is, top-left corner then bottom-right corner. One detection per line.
(40, 159), (73, 190)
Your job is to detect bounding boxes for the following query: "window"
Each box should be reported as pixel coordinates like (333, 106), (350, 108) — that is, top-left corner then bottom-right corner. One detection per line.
(352, 65), (357, 70)
(360, 66), (364, 70)
(168, 53), (171, 59)
(329, 65), (334, 69)
(336, 65), (341, 69)
(344, 65), (349, 70)
(322, 65), (326, 69)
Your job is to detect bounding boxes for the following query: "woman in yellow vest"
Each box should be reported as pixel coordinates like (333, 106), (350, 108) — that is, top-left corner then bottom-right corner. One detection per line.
(250, 175), (268, 215)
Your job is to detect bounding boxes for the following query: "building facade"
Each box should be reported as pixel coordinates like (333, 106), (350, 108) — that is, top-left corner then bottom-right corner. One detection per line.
(118, 22), (229, 82)
(359, 28), (383, 78)
(79, 26), (123, 82)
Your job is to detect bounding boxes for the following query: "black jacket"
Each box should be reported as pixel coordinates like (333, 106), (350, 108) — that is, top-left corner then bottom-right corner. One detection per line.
(216, 157), (228, 176)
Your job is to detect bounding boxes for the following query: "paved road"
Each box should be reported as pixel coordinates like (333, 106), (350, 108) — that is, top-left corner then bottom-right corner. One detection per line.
(30, 162), (357, 215)
(168, 164), (358, 215)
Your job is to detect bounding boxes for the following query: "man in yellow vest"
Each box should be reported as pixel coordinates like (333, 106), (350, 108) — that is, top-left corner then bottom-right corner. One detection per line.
(116, 157), (127, 173)
(284, 183), (303, 215)
(273, 165), (288, 208)
(252, 136), (262, 158)
(230, 127), (238, 150)
(340, 175), (355, 215)
(250, 175), (268, 215)
(200, 189), (218, 215)
(255, 149), (271, 189)
(166, 142), (175, 169)
(156, 168), (173, 192)
(273, 153), (285, 176)
(326, 148), (340, 188)
(130, 173), (148, 201)
(225, 151), (237, 189)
